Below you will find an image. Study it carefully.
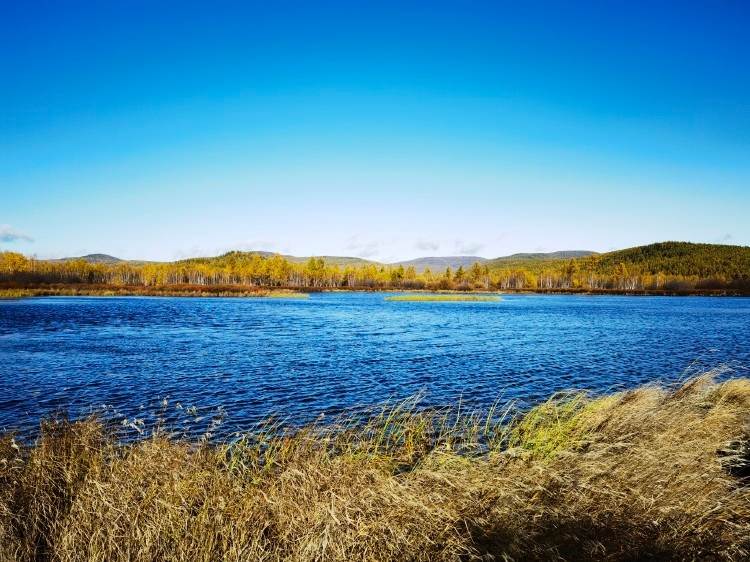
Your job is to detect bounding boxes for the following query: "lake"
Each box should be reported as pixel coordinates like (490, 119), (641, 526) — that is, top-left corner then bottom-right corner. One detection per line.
(1, 293), (749, 437)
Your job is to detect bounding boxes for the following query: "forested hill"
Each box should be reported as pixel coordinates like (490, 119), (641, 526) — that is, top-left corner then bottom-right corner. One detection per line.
(586, 242), (750, 278)
(389, 256), (488, 273)
(499, 250), (594, 261)
(486, 250), (594, 273)
(179, 251), (377, 269)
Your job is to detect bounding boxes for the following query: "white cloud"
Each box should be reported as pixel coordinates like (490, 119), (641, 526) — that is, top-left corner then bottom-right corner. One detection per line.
(454, 240), (485, 255)
(0, 224), (34, 243)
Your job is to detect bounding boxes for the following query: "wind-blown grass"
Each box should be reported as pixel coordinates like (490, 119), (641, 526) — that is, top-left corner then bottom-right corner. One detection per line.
(384, 294), (501, 302)
(2, 373), (750, 561)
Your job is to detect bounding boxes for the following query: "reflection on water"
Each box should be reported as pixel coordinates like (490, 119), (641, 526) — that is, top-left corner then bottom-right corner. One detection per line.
(1, 293), (749, 436)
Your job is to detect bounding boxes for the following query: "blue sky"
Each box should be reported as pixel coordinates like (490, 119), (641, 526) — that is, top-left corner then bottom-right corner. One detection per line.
(2, 1), (749, 262)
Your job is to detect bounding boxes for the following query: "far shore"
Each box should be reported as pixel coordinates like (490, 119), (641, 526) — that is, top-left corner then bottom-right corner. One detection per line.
(0, 284), (310, 299)
(1, 283), (749, 299)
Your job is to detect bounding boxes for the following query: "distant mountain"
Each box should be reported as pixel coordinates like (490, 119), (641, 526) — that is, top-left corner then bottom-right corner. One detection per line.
(81, 253), (123, 264)
(53, 253), (124, 265)
(283, 255), (378, 268)
(182, 251), (600, 274)
(390, 256), (488, 273)
(45, 249), (596, 271)
(499, 250), (595, 261)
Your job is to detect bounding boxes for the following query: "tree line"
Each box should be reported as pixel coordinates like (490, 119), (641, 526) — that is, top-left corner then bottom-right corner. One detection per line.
(2, 242), (749, 292)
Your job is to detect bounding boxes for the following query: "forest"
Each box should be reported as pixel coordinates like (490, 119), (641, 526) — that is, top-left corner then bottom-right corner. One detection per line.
(1, 242), (749, 294)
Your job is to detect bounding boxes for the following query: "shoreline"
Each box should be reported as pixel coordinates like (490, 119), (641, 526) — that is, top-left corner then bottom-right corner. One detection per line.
(1, 283), (749, 298)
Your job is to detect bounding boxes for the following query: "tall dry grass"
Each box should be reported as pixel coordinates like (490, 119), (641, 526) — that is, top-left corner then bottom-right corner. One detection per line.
(2, 373), (750, 561)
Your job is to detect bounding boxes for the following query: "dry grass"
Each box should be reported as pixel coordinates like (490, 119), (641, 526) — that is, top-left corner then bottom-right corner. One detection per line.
(0, 286), (309, 298)
(0, 289), (36, 298)
(2, 373), (750, 561)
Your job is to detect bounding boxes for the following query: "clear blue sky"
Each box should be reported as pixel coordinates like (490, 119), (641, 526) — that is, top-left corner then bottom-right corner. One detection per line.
(2, 0), (749, 262)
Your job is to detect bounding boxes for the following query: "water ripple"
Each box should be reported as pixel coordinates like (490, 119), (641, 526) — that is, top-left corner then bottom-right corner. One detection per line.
(1, 293), (749, 436)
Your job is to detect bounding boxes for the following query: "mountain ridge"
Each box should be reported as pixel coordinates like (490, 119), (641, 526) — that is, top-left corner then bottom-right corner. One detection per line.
(49, 250), (595, 269)
(388, 256), (488, 273)
(42, 243), (750, 279)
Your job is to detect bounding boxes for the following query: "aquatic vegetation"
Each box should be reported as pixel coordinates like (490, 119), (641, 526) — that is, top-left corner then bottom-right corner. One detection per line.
(2, 373), (750, 560)
(384, 294), (501, 302)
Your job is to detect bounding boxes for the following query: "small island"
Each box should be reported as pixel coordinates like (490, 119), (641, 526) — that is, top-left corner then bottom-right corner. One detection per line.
(384, 294), (501, 301)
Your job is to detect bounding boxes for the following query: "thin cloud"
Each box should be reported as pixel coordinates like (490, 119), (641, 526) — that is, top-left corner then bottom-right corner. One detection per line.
(715, 234), (733, 243)
(0, 224), (34, 243)
(233, 240), (278, 253)
(172, 246), (206, 260)
(345, 237), (383, 258)
(356, 245), (380, 258)
(415, 239), (440, 252)
(454, 240), (485, 255)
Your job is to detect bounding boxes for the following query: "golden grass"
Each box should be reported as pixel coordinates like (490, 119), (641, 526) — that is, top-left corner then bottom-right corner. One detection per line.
(0, 287), (309, 298)
(384, 294), (501, 302)
(0, 289), (36, 298)
(2, 373), (750, 561)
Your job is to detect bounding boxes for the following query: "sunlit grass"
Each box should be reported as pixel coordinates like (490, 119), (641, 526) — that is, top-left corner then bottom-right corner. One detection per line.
(0, 289), (36, 298)
(0, 375), (750, 562)
(0, 287), (309, 298)
(261, 291), (310, 298)
(2, 371), (750, 560)
(384, 294), (501, 302)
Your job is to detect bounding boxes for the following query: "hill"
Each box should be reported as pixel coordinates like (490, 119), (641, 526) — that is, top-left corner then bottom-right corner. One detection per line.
(485, 251), (594, 275)
(285, 255), (378, 268)
(389, 256), (488, 273)
(6, 241), (749, 293)
(53, 254), (124, 265)
(178, 251), (378, 269)
(49, 254), (157, 267)
(588, 241), (750, 278)
(38, 243), (750, 284)
(499, 250), (595, 261)
(46, 250), (596, 273)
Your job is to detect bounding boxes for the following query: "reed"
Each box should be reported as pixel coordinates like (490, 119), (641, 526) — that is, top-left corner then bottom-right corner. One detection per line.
(2, 373), (749, 561)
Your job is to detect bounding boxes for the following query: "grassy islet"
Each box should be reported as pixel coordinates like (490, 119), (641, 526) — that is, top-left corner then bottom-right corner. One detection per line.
(385, 294), (501, 302)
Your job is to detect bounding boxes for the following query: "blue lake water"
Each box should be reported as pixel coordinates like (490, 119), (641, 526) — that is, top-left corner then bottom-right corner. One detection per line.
(1, 293), (749, 437)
